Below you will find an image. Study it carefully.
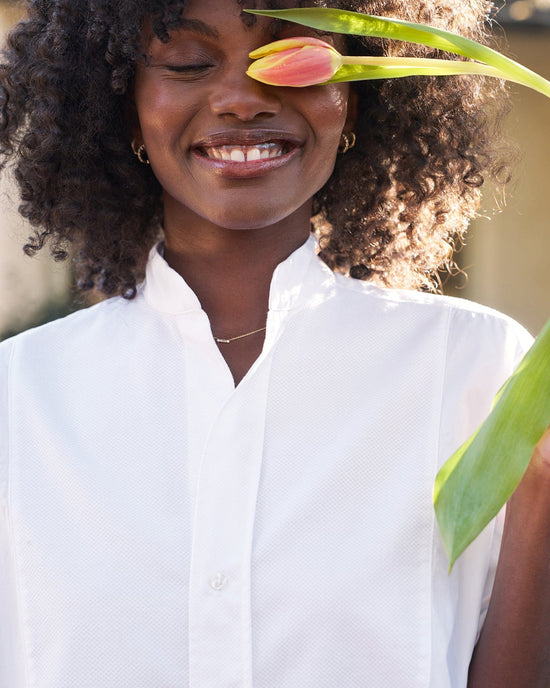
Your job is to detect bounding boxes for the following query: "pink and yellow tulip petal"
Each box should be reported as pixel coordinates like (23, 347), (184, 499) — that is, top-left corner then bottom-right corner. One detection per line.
(247, 38), (342, 87)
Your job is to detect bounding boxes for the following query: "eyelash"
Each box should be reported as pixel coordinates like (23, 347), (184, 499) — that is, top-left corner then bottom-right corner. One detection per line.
(165, 64), (213, 73)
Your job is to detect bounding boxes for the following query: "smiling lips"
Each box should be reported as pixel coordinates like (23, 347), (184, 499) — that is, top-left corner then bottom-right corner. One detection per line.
(192, 131), (302, 179)
(194, 130), (301, 166)
(201, 142), (286, 162)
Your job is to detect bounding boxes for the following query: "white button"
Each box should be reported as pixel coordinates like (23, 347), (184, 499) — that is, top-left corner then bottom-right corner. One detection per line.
(210, 573), (228, 591)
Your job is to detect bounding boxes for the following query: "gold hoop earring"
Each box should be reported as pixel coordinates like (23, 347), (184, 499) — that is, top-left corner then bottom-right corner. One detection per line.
(339, 132), (356, 155)
(131, 139), (150, 165)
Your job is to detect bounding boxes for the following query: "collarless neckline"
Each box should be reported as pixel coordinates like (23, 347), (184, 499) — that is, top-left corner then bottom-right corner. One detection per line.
(142, 234), (322, 316)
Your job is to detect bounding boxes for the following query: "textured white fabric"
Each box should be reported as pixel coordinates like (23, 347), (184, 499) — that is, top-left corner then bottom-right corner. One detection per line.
(0, 235), (533, 688)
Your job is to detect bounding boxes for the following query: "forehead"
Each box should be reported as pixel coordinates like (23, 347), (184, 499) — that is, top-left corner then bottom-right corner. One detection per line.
(179, 0), (321, 12)
(179, 0), (328, 18)
(154, 0), (326, 37)
(144, 0), (340, 48)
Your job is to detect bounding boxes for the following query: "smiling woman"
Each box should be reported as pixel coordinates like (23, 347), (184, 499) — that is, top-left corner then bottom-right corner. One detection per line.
(0, 1), (549, 687)
(0, 0), (512, 297)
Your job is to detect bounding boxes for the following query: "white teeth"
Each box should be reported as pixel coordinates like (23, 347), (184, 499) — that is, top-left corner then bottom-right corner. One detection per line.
(230, 149), (245, 162)
(247, 147), (261, 161)
(203, 143), (286, 162)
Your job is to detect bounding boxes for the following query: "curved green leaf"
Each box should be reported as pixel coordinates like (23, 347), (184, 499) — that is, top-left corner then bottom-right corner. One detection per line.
(434, 317), (550, 569)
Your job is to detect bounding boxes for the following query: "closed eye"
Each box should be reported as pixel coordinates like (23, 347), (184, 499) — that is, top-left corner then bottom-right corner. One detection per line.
(164, 64), (213, 73)
(160, 64), (215, 81)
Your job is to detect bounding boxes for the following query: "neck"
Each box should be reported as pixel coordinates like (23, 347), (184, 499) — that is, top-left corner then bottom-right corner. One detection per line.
(164, 208), (310, 338)
(162, 208), (312, 387)
(162, 207), (312, 338)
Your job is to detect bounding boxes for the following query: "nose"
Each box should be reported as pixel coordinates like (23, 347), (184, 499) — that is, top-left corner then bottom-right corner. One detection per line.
(208, 64), (282, 121)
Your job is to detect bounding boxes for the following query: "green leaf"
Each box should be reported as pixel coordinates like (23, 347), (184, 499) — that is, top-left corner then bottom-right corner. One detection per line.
(434, 316), (550, 569)
(245, 8), (550, 98)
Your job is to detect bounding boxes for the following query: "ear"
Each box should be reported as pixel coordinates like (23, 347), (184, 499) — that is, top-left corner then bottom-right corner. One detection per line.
(344, 86), (358, 135)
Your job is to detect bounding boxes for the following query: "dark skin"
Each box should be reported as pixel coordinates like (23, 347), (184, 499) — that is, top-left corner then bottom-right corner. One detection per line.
(132, 0), (550, 682)
(162, 206), (312, 385)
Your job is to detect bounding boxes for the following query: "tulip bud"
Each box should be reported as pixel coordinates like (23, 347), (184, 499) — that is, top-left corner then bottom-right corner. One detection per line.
(247, 37), (343, 87)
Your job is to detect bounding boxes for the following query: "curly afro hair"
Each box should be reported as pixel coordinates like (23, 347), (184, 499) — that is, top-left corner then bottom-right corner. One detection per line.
(0, 0), (513, 296)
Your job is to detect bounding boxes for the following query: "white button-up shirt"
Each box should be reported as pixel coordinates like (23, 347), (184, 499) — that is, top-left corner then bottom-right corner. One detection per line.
(0, 236), (532, 687)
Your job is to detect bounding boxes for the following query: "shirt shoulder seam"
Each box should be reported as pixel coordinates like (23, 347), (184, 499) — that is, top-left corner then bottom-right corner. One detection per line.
(330, 273), (524, 323)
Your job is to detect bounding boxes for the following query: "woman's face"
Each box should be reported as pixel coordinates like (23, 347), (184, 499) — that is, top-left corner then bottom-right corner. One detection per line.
(132, 0), (353, 232)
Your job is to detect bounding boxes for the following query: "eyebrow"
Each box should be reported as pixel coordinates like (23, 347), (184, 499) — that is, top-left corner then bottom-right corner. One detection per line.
(177, 18), (220, 40)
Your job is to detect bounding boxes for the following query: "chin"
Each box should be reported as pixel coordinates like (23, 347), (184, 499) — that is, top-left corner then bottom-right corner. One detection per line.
(203, 207), (301, 232)
(217, 217), (280, 231)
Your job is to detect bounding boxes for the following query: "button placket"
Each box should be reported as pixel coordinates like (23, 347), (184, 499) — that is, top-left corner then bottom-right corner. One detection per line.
(188, 365), (271, 688)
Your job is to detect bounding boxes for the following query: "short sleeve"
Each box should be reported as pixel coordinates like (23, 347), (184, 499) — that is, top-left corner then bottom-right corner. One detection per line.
(440, 306), (533, 464)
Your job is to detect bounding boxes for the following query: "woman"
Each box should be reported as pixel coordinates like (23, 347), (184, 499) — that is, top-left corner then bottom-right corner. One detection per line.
(0, 0), (548, 686)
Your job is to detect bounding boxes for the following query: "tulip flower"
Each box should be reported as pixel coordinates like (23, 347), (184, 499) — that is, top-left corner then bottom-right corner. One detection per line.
(248, 36), (511, 89)
(245, 8), (550, 99)
(247, 36), (343, 87)
(246, 7), (550, 570)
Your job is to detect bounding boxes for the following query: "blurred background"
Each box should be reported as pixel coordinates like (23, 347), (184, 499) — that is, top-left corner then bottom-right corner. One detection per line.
(0, 0), (549, 339)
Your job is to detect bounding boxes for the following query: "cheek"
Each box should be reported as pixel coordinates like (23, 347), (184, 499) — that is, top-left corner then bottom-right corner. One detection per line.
(133, 73), (193, 152)
(301, 85), (349, 181)
(290, 86), (349, 200)
(137, 98), (182, 146)
(308, 84), (350, 146)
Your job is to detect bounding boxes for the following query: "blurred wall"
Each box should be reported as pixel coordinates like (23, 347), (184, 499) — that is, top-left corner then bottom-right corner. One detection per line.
(454, 26), (550, 335)
(0, 3), (71, 339)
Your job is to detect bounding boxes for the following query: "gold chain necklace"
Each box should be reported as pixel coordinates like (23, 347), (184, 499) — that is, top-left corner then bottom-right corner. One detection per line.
(213, 326), (266, 344)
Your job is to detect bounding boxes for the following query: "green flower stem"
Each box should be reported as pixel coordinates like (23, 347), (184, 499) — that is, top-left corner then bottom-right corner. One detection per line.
(246, 8), (550, 98)
(329, 56), (509, 84)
